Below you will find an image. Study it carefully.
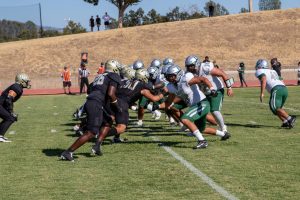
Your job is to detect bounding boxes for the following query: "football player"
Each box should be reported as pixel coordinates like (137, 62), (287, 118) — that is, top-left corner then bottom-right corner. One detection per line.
(60, 60), (123, 161)
(0, 73), (31, 142)
(255, 59), (296, 128)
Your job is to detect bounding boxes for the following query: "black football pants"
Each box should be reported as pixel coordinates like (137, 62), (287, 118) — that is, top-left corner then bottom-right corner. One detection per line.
(0, 105), (15, 136)
(80, 77), (89, 94)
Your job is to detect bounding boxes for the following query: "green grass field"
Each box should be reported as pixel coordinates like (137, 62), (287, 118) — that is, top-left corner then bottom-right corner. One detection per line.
(0, 87), (299, 200)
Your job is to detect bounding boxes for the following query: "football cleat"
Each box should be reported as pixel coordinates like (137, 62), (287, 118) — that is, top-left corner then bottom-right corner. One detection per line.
(281, 122), (289, 128)
(154, 110), (162, 120)
(134, 121), (143, 127)
(91, 144), (103, 156)
(0, 136), (11, 143)
(112, 136), (127, 143)
(221, 131), (231, 141)
(194, 140), (208, 149)
(60, 151), (74, 162)
(288, 115), (296, 128)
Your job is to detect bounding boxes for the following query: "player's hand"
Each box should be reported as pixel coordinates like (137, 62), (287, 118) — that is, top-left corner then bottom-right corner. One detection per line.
(260, 94), (264, 103)
(227, 88), (234, 97)
(210, 89), (218, 97)
(11, 112), (18, 121)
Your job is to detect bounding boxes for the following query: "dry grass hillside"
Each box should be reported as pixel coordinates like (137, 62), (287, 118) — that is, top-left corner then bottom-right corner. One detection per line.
(0, 8), (299, 88)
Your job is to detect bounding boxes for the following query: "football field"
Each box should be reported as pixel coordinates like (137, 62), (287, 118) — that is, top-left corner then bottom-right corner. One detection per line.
(0, 87), (299, 200)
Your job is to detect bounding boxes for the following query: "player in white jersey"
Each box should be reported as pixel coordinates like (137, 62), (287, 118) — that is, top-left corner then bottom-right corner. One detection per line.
(185, 55), (234, 132)
(165, 65), (231, 149)
(255, 59), (296, 128)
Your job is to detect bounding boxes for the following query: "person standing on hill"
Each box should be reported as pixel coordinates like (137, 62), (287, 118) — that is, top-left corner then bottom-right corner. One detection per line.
(255, 59), (296, 128)
(79, 62), (90, 94)
(96, 15), (101, 31)
(102, 12), (111, 30)
(97, 62), (105, 74)
(0, 73), (31, 142)
(89, 16), (95, 32)
(61, 66), (72, 94)
(237, 62), (248, 87)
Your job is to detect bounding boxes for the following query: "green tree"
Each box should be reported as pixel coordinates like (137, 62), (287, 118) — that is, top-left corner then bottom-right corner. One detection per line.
(84, 0), (142, 28)
(204, 0), (229, 16)
(240, 7), (249, 13)
(63, 20), (86, 35)
(259, 0), (281, 11)
(144, 9), (161, 24)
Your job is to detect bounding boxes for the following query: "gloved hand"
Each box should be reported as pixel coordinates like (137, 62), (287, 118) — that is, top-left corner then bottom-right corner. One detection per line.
(210, 89), (218, 97)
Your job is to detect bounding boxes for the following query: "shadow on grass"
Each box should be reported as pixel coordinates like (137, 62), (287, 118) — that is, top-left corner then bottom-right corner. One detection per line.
(226, 123), (276, 128)
(41, 148), (80, 158)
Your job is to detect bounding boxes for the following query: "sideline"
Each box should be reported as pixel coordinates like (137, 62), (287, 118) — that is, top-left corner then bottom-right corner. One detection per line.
(151, 136), (239, 200)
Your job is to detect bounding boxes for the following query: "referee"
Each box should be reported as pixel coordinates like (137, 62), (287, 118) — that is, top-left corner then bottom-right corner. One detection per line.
(78, 62), (90, 94)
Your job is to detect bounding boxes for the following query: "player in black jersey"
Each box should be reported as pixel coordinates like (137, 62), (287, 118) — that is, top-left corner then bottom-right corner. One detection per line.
(61, 60), (123, 161)
(91, 68), (164, 156)
(0, 73), (31, 142)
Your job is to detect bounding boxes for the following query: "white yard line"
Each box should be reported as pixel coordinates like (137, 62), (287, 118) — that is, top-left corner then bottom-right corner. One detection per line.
(226, 99), (300, 113)
(151, 136), (239, 200)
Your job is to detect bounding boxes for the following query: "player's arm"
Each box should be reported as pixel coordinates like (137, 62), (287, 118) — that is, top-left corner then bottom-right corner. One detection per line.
(107, 85), (122, 112)
(258, 74), (266, 103)
(141, 89), (163, 102)
(188, 76), (213, 89)
(210, 67), (234, 97)
(5, 90), (17, 113)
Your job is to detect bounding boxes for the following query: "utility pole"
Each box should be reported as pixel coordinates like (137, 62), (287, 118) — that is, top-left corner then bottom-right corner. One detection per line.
(249, 0), (253, 12)
(39, 3), (43, 37)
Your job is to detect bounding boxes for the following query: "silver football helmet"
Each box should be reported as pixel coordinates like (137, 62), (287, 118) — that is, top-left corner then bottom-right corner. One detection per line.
(15, 73), (31, 88)
(161, 63), (173, 75)
(135, 69), (149, 83)
(163, 58), (174, 65)
(255, 59), (269, 70)
(147, 66), (159, 80)
(133, 60), (144, 70)
(105, 59), (121, 74)
(185, 55), (201, 68)
(150, 59), (161, 68)
(166, 64), (184, 82)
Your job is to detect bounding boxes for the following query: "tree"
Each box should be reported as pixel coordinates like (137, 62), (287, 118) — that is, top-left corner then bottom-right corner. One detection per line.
(144, 9), (161, 24)
(204, 0), (229, 16)
(63, 20), (86, 35)
(240, 8), (249, 13)
(84, 0), (142, 28)
(249, 0), (253, 12)
(259, 0), (281, 11)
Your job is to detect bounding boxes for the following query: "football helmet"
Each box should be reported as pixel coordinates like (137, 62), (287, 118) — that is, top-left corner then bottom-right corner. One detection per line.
(150, 59), (161, 68)
(147, 66), (159, 80)
(123, 68), (136, 80)
(15, 73), (31, 88)
(255, 59), (269, 70)
(163, 58), (174, 65)
(135, 69), (149, 83)
(105, 59), (121, 74)
(185, 55), (201, 68)
(133, 60), (144, 70)
(161, 63), (173, 75)
(166, 64), (184, 82)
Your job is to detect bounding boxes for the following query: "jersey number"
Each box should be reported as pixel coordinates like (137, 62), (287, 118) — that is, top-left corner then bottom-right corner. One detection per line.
(93, 74), (105, 86)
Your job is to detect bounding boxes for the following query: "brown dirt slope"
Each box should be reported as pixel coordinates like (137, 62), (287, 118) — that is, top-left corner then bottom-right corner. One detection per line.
(0, 8), (299, 85)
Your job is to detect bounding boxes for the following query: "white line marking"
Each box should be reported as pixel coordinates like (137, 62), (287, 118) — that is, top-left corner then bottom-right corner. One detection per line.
(53, 113), (59, 116)
(151, 136), (239, 200)
(50, 129), (57, 133)
(8, 131), (16, 135)
(249, 121), (257, 124)
(226, 100), (300, 113)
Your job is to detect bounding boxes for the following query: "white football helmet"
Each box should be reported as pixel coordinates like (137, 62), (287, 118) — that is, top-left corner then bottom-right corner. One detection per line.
(135, 69), (149, 83)
(15, 73), (31, 88)
(133, 60), (144, 70)
(255, 59), (269, 70)
(150, 59), (161, 68)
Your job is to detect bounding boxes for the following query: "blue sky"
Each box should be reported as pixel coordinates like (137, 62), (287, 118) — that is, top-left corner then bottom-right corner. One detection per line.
(0, 0), (299, 30)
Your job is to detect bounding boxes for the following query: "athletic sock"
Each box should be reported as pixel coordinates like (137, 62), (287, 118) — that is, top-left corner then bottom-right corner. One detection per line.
(216, 130), (225, 137)
(193, 130), (205, 141)
(287, 116), (291, 121)
(213, 111), (225, 130)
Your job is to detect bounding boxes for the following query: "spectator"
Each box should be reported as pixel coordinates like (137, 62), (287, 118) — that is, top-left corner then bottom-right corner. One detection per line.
(89, 16), (95, 32)
(271, 58), (282, 79)
(208, 4), (215, 17)
(97, 62), (105, 74)
(96, 15), (101, 31)
(297, 61), (300, 85)
(61, 66), (73, 94)
(102, 12), (111, 30)
(78, 62), (90, 94)
(81, 52), (88, 64)
(237, 62), (248, 87)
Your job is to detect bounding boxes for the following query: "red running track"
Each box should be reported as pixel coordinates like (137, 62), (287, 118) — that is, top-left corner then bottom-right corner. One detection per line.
(1, 80), (298, 96)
